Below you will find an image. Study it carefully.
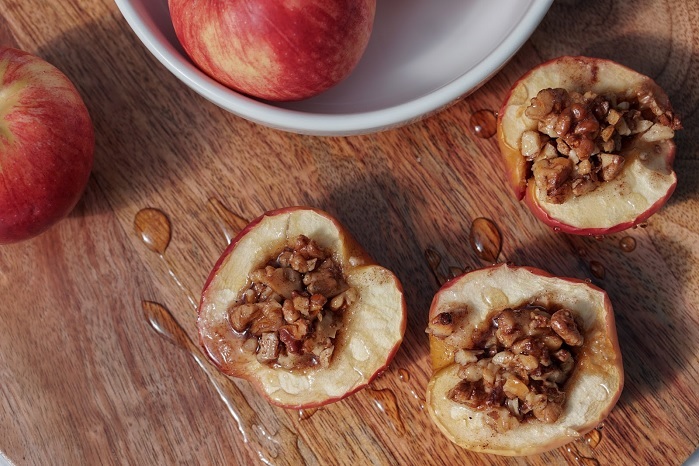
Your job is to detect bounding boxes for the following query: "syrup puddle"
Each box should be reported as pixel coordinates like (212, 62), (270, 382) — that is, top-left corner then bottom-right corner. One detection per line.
(398, 369), (426, 410)
(366, 387), (406, 436)
(206, 198), (249, 245)
(425, 248), (448, 286)
(619, 236), (636, 253)
(298, 408), (320, 421)
(469, 217), (502, 263)
(134, 208), (198, 309)
(563, 424), (604, 466)
(469, 109), (497, 139)
(136, 204), (315, 465)
(425, 248), (470, 287)
(142, 301), (313, 466)
(589, 260), (606, 280)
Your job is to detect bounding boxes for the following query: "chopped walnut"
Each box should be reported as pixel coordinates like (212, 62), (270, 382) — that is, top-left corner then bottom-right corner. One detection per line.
(442, 305), (585, 431)
(522, 87), (681, 203)
(550, 309), (584, 346)
(532, 157), (574, 204)
(227, 235), (354, 370)
(600, 153), (625, 181)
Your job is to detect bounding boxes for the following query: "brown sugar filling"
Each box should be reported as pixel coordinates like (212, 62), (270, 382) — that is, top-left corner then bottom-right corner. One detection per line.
(521, 87), (681, 204)
(226, 235), (357, 370)
(432, 306), (585, 432)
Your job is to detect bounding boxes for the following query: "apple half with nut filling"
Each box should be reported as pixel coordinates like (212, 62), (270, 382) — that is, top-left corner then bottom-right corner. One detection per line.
(426, 264), (623, 456)
(198, 207), (406, 408)
(497, 56), (681, 235)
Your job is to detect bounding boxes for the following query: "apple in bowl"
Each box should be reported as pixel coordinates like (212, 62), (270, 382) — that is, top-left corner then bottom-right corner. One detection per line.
(198, 207), (406, 408)
(168, 0), (376, 101)
(0, 47), (94, 244)
(497, 56), (680, 235)
(426, 263), (623, 456)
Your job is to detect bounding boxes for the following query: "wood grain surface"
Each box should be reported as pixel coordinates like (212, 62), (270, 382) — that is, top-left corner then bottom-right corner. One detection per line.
(1, 1), (698, 465)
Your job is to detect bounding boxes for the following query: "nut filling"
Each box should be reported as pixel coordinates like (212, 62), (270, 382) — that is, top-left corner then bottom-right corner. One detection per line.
(227, 235), (356, 370)
(435, 306), (585, 432)
(522, 87), (682, 203)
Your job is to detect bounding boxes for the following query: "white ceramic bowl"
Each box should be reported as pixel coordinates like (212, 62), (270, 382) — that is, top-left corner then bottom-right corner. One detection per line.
(115, 0), (553, 136)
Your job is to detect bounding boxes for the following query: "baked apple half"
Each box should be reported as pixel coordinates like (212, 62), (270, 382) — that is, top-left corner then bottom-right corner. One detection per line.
(198, 207), (406, 408)
(425, 264), (623, 456)
(497, 56), (681, 235)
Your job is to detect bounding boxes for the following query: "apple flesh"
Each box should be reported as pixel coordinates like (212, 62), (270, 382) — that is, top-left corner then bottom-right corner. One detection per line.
(198, 207), (406, 408)
(426, 264), (623, 456)
(168, 0), (376, 101)
(0, 47), (94, 244)
(497, 56), (679, 235)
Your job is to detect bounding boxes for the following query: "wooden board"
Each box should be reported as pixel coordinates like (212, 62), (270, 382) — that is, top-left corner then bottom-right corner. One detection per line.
(1, 1), (698, 465)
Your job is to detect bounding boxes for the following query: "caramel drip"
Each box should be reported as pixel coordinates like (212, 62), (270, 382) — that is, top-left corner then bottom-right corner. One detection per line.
(619, 236), (637, 252)
(469, 217), (502, 263)
(134, 208), (171, 255)
(142, 301), (313, 465)
(424, 248), (448, 286)
(366, 388), (406, 436)
(207, 198), (249, 245)
(589, 260), (606, 280)
(469, 109), (497, 139)
(134, 207), (198, 309)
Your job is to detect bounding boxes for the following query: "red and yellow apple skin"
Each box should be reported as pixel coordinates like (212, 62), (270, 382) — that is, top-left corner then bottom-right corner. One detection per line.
(168, 0), (376, 101)
(426, 263), (623, 456)
(497, 56), (677, 235)
(198, 206), (407, 409)
(0, 47), (94, 244)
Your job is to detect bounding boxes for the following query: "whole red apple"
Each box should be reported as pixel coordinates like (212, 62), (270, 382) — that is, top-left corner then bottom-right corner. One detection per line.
(168, 0), (376, 101)
(0, 47), (94, 244)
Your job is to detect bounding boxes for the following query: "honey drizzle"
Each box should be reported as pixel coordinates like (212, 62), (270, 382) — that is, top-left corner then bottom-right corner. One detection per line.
(397, 369), (426, 410)
(566, 445), (601, 466)
(298, 408), (320, 421)
(563, 425), (604, 465)
(134, 207), (171, 254)
(619, 236), (637, 252)
(136, 205), (316, 465)
(589, 260), (606, 280)
(134, 208), (198, 309)
(366, 387), (406, 436)
(468, 109), (497, 139)
(469, 217), (502, 263)
(206, 198), (250, 245)
(142, 301), (312, 466)
(425, 248), (448, 286)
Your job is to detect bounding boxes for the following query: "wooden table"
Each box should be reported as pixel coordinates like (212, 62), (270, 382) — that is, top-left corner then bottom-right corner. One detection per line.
(1, 1), (698, 465)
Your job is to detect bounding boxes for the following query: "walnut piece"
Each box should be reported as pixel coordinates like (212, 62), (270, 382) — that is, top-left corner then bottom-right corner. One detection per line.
(523, 88), (681, 204)
(445, 305), (585, 432)
(227, 235), (354, 370)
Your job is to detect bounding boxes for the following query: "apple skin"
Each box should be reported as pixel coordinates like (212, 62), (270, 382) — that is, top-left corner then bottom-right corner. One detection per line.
(0, 47), (94, 244)
(198, 206), (406, 409)
(168, 0), (376, 101)
(497, 56), (678, 235)
(426, 263), (623, 456)
(522, 177), (676, 236)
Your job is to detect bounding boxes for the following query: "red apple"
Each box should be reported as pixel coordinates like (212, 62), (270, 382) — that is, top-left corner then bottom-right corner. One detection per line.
(0, 47), (94, 244)
(198, 207), (406, 408)
(168, 0), (376, 101)
(426, 263), (623, 456)
(497, 56), (680, 235)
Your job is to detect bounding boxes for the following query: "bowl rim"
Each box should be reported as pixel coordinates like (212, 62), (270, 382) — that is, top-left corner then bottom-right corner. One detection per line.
(115, 0), (554, 136)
